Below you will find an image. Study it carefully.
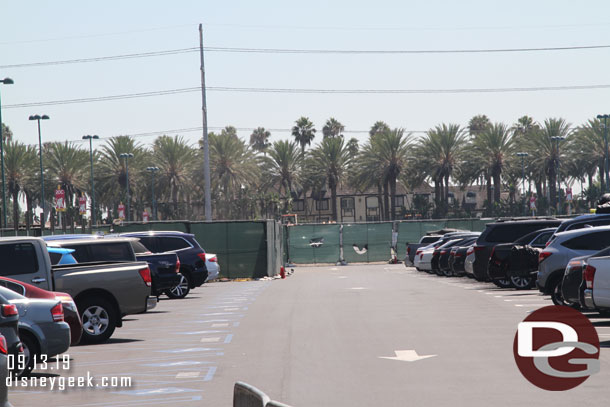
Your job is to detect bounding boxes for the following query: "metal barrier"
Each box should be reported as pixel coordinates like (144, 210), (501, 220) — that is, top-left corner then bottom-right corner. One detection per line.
(233, 382), (270, 407)
(233, 382), (294, 407)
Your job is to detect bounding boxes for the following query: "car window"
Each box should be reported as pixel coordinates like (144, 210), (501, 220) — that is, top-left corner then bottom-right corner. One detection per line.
(0, 285), (25, 300)
(485, 223), (557, 243)
(65, 242), (133, 262)
(0, 280), (26, 296)
(131, 241), (151, 254)
(514, 230), (543, 245)
(421, 236), (440, 244)
(561, 231), (610, 251)
(48, 252), (62, 265)
(530, 231), (554, 247)
(0, 243), (39, 276)
(158, 237), (191, 252)
(566, 218), (610, 231)
(136, 237), (157, 252)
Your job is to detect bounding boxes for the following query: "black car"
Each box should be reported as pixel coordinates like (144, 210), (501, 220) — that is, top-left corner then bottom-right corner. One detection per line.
(486, 227), (555, 289)
(431, 236), (478, 275)
(0, 292), (21, 375)
(471, 219), (562, 281)
(120, 232), (208, 299)
(449, 244), (474, 276)
(439, 237), (477, 276)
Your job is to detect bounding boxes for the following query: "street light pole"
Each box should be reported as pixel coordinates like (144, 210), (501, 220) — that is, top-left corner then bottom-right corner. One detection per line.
(597, 114), (610, 193)
(0, 78), (14, 230)
(82, 135), (99, 227)
(29, 114), (50, 232)
(516, 152), (529, 215)
(119, 153), (134, 222)
(146, 167), (159, 220)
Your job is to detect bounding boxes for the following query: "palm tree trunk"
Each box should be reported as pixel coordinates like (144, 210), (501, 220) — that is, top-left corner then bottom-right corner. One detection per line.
(588, 172), (594, 205)
(383, 180), (390, 221)
(377, 182), (383, 221)
(600, 162), (605, 193)
(12, 191), (19, 232)
(486, 175), (492, 206)
(329, 177), (338, 222)
(389, 175), (397, 221)
(549, 164), (557, 211)
(25, 192), (32, 235)
(444, 174), (449, 214)
(493, 170), (501, 203)
(434, 178), (440, 217)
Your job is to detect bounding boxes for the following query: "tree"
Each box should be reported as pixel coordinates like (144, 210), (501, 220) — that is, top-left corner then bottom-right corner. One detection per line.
(263, 140), (303, 211)
(1, 123), (12, 142)
(309, 137), (352, 221)
(346, 137), (359, 158)
(322, 118), (344, 138)
(369, 121), (390, 138)
(291, 117), (316, 154)
(468, 115), (491, 136)
(153, 135), (197, 219)
(4, 140), (37, 230)
(249, 127), (271, 155)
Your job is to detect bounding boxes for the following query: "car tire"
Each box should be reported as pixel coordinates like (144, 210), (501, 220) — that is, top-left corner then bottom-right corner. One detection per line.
(492, 278), (513, 288)
(18, 332), (39, 377)
(510, 275), (534, 290)
(550, 278), (567, 306)
(78, 297), (117, 344)
(165, 272), (191, 299)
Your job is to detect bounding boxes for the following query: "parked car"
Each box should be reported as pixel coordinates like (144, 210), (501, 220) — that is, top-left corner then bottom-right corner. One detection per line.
(205, 254), (219, 282)
(561, 255), (591, 308)
(47, 237), (181, 298)
(471, 219), (561, 281)
(553, 213), (610, 234)
(120, 232), (208, 299)
(0, 237), (156, 344)
(486, 227), (556, 289)
(0, 292), (21, 374)
(415, 233), (478, 272)
(0, 334), (11, 406)
(438, 237), (478, 276)
(0, 277), (82, 345)
(581, 249), (610, 315)
(448, 242), (475, 276)
(405, 235), (442, 266)
(47, 247), (78, 265)
(0, 286), (70, 376)
(537, 225), (610, 305)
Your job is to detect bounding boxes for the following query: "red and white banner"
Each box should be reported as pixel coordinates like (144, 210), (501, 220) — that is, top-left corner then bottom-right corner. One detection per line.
(142, 211), (149, 223)
(79, 196), (87, 215)
(529, 196), (536, 210)
(54, 187), (66, 212)
(118, 203), (125, 220)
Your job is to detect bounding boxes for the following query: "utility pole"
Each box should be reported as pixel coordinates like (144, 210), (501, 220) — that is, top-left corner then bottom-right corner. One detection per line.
(199, 24), (212, 221)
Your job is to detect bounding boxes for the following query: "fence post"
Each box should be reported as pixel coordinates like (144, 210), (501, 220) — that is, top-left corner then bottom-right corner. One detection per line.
(336, 224), (347, 266)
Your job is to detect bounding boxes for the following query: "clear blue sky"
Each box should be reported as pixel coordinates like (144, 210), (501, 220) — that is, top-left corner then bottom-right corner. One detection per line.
(2, 0), (610, 149)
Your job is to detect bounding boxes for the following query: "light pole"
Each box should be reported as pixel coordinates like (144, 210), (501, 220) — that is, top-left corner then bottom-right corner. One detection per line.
(29, 114), (50, 232)
(551, 136), (566, 214)
(119, 153), (134, 222)
(597, 114), (610, 193)
(0, 78), (14, 230)
(146, 167), (159, 220)
(516, 152), (529, 215)
(82, 135), (99, 227)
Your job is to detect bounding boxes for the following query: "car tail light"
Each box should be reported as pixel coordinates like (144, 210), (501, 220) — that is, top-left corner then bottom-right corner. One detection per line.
(175, 259), (181, 274)
(51, 302), (64, 322)
(474, 246), (485, 252)
(466, 247), (474, 256)
(1, 304), (18, 317)
(407, 247), (411, 255)
(208, 256), (217, 262)
(138, 267), (152, 287)
(0, 336), (7, 355)
(584, 265), (596, 289)
(539, 251), (552, 263)
(420, 253), (423, 260)
(440, 250), (447, 255)
(197, 252), (206, 262)
(415, 250), (422, 256)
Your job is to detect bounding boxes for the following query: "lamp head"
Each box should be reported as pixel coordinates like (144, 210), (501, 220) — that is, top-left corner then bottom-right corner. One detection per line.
(29, 115), (40, 121)
(41, 115), (50, 120)
(0, 78), (13, 85)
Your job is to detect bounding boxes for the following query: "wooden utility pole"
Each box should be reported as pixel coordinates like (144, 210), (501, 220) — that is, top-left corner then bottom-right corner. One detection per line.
(199, 24), (212, 221)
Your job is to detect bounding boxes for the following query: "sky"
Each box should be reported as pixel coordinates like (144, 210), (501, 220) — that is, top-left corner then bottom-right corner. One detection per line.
(2, 0), (610, 150)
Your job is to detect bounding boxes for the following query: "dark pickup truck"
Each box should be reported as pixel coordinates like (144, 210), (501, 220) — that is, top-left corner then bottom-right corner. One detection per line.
(486, 227), (555, 289)
(45, 237), (181, 298)
(405, 235), (442, 266)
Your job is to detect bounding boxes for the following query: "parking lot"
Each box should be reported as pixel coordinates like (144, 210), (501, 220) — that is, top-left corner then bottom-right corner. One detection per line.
(9, 263), (610, 406)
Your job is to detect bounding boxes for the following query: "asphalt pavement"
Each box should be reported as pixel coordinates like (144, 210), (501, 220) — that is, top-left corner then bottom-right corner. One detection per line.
(9, 264), (610, 406)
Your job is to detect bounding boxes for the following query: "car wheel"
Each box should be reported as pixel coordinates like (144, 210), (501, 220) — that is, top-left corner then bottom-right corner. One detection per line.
(492, 278), (513, 288)
(510, 275), (534, 290)
(79, 297), (117, 344)
(551, 279), (568, 306)
(165, 273), (191, 299)
(18, 332), (39, 377)
(442, 268), (453, 277)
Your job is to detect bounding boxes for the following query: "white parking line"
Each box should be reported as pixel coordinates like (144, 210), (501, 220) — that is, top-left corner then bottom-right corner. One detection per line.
(200, 337), (220, 343)
(176, 371), (201, 379)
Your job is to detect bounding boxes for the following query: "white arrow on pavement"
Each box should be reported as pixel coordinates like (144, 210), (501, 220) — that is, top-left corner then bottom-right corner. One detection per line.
(379, 350), (437, 362)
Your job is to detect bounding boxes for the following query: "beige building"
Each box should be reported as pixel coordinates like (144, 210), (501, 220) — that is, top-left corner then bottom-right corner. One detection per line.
(290, 183), (490, 223)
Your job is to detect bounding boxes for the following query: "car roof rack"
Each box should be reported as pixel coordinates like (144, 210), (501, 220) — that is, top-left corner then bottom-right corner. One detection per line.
(494, 217), (558, 222)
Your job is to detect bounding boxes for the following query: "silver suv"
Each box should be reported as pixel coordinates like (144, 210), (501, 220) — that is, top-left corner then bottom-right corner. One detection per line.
(537, 225), (610, 305)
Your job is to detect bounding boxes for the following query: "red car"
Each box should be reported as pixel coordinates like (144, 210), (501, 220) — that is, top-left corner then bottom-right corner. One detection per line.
(0, 277), (82, 345)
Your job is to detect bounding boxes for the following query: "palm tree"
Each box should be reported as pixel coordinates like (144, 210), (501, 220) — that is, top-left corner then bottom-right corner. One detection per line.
(468, 115), (491, 136)
(346, 137), (359, 158)
(291, 117), (316, 154)
(45, 141), (89, 230)
(153, 135), (197, 219)
(249, 127), (271, 155)
(4, 140), (37, 230)
(369, 121), (390, 138)
(471, 123), (514, 204)
(263, 141), (303, 211)
(322, 118), (344, 138)
(573, 119), (605, 191)
(526, 118), (572, 211)
(309, 137), (352, 221)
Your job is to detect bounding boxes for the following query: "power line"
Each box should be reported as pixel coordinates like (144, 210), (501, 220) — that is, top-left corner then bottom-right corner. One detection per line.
(5, 83), (610, 109)
(3, 43), (610, 69)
